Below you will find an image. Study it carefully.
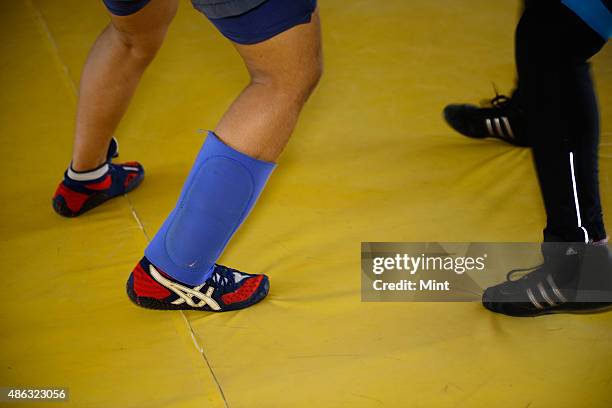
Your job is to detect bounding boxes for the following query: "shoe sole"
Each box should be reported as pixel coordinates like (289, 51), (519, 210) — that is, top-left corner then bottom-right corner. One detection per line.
(483, 302), (612, 317)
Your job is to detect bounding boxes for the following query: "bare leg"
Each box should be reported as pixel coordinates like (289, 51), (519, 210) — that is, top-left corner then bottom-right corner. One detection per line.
(71, 0), (178, 171)
(214, 10), (323, 162)
(126, 9), (323, 309)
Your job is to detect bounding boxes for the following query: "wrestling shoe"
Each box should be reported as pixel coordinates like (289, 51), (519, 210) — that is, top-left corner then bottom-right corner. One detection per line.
(52, 161), (144, 217)
(443, 90), (529, 147)
(482, 243), (612, 317)
(126, 256), (270, 311)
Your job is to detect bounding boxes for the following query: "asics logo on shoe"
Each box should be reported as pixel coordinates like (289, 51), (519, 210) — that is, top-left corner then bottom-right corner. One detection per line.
(148, 264), (221, 310)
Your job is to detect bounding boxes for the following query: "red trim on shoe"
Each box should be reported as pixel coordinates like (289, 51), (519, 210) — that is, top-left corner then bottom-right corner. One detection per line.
(221, 275), (264, 304)
(124, 172), (138, 188)
(133, 263), (171, 299)
(54, 184), (89, 213)
(86, 174), (112, 191)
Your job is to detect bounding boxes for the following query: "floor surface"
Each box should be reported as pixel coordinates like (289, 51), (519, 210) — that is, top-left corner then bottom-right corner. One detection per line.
(1, 1), (611, 407)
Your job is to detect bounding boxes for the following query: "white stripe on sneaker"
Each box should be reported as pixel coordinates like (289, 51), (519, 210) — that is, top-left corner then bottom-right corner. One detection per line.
(537, 282), (556, 307)
(485, 119), (495, 137)
(148, 264), (221, 310)
(501, 116), (515, 139)
(546, 274), (568, 303)
(526, 288), (544, 309)
(493, 118), (505, 139)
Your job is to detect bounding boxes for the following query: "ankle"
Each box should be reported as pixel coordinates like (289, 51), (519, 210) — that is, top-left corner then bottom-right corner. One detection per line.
(71, 156), (107, 172)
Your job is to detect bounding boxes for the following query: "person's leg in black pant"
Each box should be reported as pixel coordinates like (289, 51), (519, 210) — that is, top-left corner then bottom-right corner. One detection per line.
(442, 3), (530, 146)
(516, 0), (606, 243)
(568, 61), (607, 243)
(482, 0), (612, 317)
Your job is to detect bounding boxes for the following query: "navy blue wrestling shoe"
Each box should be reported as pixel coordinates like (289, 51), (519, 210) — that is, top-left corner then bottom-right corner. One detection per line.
(52, 161), (144, 217)
(482, 243), (612, 317)
(444, 90), (529, 147)
(126, 257), (270, 312)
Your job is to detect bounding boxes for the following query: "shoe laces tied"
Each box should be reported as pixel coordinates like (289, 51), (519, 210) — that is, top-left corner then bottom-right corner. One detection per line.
(506, 264), (543, 282)
(480, 83), (512, 109)
(210, 265), (239, 291)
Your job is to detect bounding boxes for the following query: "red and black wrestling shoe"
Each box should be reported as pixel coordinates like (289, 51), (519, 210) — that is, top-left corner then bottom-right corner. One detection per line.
(52, 161), (144, 217)
(126, 257), (270, 312)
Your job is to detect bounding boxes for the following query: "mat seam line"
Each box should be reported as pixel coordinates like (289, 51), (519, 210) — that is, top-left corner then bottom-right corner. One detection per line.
(27, 3), (230, 407)
(26, 0), (77, 103)
(126, 195), (231, 408)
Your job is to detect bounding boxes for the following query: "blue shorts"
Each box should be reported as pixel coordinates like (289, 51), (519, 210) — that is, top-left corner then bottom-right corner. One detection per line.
(562, 0), (612, 39)
(102, 0), (317, 45)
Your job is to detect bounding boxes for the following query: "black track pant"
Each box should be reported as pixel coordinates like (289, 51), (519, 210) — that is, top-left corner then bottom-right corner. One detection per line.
(516, 0), (607, 242)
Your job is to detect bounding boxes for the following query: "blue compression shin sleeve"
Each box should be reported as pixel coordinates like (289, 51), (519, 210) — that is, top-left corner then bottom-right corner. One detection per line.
(145, 132), (275, 285)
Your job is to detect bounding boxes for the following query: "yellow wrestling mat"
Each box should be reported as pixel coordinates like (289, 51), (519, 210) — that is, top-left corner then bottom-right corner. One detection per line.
(1, 0), (611, 406)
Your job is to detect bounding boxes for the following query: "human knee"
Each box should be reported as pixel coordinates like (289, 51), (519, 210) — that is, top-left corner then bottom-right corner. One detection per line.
(109, 23), (167, 63)
(250, 56), (323, 104)
(299, 56), (324, 98)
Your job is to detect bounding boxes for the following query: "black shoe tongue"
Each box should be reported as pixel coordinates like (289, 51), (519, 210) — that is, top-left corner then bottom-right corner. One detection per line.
(107, 137), (119, 161)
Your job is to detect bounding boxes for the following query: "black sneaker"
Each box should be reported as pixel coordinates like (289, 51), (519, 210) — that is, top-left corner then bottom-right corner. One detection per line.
(482, 243), (612, 317)
(443, 90), (529, 147)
